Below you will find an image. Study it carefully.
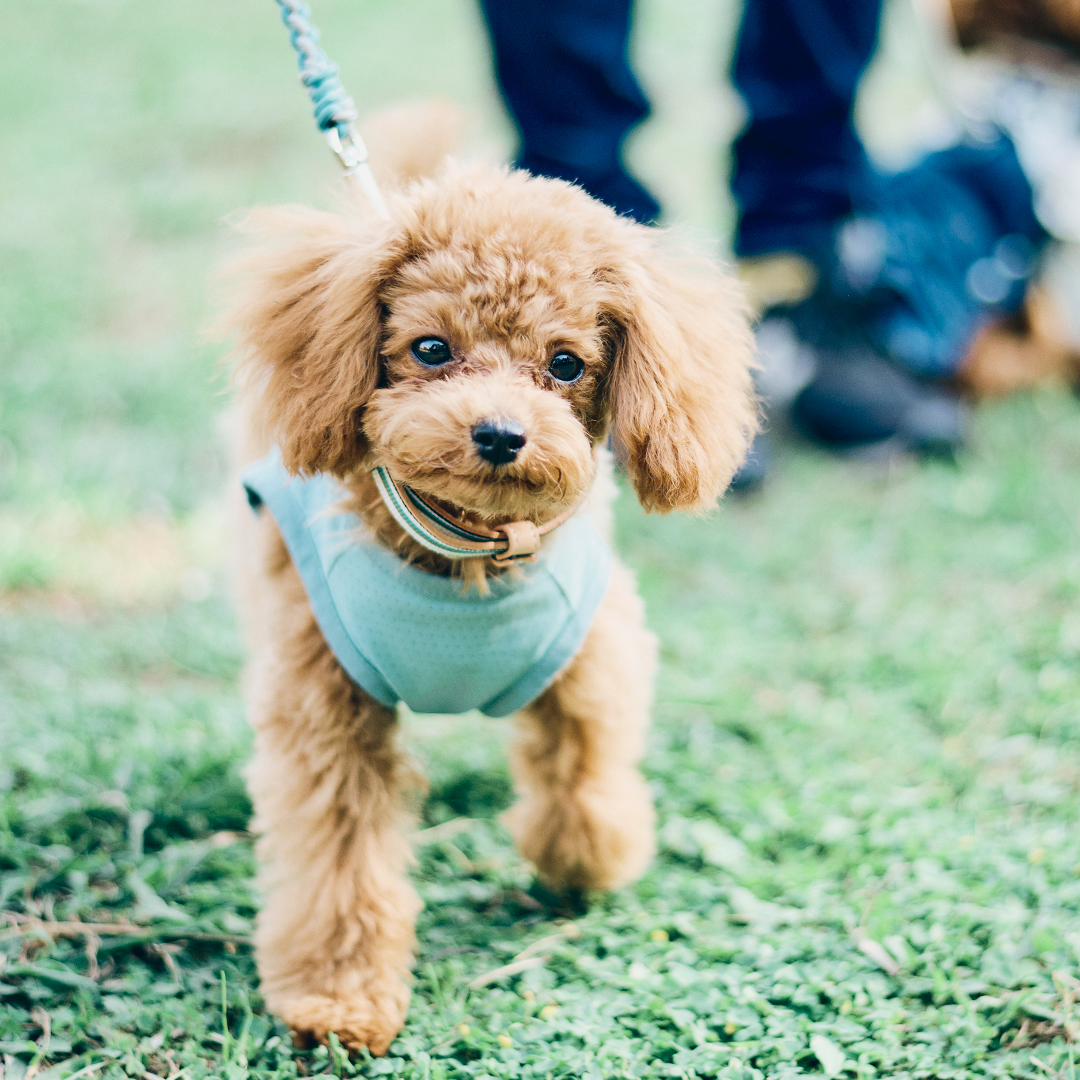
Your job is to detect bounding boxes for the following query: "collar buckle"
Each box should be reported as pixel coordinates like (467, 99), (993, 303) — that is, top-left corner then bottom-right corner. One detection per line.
(494, 520), (541, 562)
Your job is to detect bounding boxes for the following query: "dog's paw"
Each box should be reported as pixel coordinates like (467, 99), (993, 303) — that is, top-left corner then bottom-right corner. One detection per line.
(279, 991), (408, 1057)
(505, 773), (656, 892)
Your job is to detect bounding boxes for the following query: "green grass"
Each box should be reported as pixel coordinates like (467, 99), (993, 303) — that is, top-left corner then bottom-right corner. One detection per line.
(2, 1), (1079, 1078)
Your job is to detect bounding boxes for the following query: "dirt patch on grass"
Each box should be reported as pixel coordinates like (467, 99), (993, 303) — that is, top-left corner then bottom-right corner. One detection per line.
(0, 501), (226, 606)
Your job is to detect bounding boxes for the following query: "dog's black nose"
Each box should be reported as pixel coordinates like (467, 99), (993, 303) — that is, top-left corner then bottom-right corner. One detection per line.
(472, 418), (527, 465)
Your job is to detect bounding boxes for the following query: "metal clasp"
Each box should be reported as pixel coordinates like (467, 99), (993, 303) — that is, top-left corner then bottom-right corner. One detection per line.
(324, 125), (390, 221)
(324, 124), (363, 170)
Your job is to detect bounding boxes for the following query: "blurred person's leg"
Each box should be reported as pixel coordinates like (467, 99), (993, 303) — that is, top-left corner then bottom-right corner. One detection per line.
(731, 0), (884, 259)
(479, 0), (660, 224)
(731, 0), (976, 456)
(725, 0), (885, 477)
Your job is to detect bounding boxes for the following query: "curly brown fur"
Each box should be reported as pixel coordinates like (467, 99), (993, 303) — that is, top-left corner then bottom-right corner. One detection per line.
(950, 0), (1080, 57)
(226, 143), (757, 1054)
(958, 285), (1080, 396)
(504, 559), (658, 891)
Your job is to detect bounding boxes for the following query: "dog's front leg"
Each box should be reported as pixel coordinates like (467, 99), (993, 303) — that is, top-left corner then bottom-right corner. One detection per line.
(244, 581), (420, 1055)
(504, 559), (658, 892)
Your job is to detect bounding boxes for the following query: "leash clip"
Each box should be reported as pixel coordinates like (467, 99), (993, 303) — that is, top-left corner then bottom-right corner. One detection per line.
(324, 123), (362, 169)
(325, 125), (390, 220)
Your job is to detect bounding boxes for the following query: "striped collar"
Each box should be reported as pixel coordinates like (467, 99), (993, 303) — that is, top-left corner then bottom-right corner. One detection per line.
(371, 466), (575, 562)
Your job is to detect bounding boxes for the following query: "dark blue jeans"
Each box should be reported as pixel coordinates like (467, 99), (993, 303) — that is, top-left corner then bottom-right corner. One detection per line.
(478, 0), (883, 252)
(477, 0), (661, 223)
(730, 0), (882, 256)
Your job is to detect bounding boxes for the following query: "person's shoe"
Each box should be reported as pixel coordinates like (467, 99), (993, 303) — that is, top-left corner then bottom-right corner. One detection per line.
(792, 347), (966, 455)
(903, 390), (968, 456)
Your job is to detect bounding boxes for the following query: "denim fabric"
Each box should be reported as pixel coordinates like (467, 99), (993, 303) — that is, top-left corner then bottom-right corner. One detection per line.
(843, 137), (1046, 376)
(478, 0), (884, 239)
(731, 0), (884, 257)
(478, 0), (659, 222)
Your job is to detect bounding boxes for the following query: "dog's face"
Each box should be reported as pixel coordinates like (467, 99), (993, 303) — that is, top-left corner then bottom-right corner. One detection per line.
(229, 164), (757, 520)
(365, 218), (617, 522)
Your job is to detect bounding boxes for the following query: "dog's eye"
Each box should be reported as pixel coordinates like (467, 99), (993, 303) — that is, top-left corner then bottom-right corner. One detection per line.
(549, 352), (584, 383)
(411, 337), (453, 366)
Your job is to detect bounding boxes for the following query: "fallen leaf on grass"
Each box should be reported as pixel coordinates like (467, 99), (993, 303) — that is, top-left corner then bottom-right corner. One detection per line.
(468, 924), (580, 989)
(468, 955), (548, 990)
(810, 1034), (847, 1077)
(852, 928), (900, 975)
(727, 886), (801, 931)
(414, 818), (478, 846)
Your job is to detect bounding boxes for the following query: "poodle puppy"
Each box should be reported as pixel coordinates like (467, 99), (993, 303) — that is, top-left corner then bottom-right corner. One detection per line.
(225, 146), (757, 1054)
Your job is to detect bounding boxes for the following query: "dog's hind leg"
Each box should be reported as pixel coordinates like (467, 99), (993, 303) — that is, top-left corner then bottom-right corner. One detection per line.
(244, 524), (420, 1056)
(504, 558), (658, 892)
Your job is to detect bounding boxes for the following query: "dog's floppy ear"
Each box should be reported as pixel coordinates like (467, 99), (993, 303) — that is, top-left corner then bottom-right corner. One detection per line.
(224, 205), (401, 477)
(604, 247), (759, 512)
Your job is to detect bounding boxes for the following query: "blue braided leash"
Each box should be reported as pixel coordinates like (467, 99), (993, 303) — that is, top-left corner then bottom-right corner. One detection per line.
(275, 0), (355, 131)
(274, 0), (389, 218)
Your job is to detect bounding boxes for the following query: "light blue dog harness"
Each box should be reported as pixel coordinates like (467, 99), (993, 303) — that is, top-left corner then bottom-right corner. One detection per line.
(242, 452), (612, 717)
